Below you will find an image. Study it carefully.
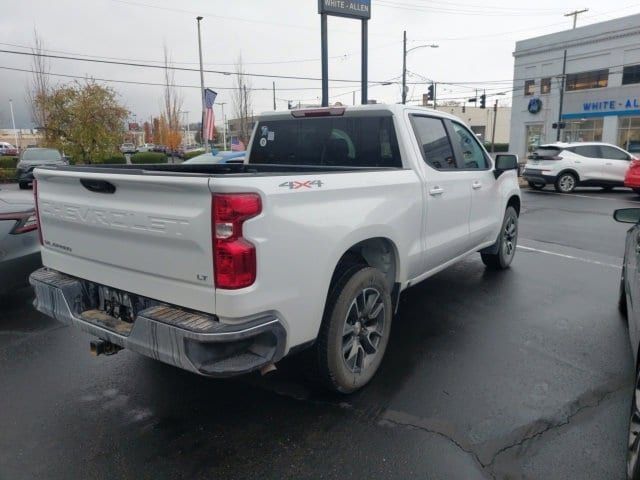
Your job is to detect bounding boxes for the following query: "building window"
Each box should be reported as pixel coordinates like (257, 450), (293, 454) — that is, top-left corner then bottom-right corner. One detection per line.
(565, 69), (608, 91)
(618, 117), (640, 154)
(562, 119), (603, 142)
(541, 77), (551, 94)
(623, 65), (640, 85)
(524, 80), (535, 96)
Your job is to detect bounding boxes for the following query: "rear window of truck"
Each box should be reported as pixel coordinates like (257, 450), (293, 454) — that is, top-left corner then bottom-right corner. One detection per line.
(248, 116), (402, 168)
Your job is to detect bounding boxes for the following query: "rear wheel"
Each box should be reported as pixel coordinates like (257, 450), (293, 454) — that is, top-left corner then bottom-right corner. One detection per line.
(633, 188), (640, 196)
(481, 206), (518, 270)
(528, 181), (544, 190)
(555, 172), (577, 193)
(18, 182), (28, 190)
(314, 265), (392, 393)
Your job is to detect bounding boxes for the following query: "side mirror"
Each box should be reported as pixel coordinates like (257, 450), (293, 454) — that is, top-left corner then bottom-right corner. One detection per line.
(494, 154), (518, 178)
(614, 208), (640, 224)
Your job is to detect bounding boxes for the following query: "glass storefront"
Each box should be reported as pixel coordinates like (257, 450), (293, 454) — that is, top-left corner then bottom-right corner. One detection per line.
(562, 119), (603, 143)
(525, 124), (544, 156)
(618, 117), (640, 155)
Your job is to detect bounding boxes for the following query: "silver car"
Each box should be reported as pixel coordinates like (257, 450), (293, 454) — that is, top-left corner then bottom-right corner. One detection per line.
(0, 188), (41, 295)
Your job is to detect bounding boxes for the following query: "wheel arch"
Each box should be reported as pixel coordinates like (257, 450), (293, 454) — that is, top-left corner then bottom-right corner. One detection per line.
(506, 195), (521, 216)
(557, 168), (580, 182)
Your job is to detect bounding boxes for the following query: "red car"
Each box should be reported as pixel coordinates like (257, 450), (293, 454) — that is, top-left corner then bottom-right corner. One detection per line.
(624, 154), (640, 194)
(0, 142), (18, 156)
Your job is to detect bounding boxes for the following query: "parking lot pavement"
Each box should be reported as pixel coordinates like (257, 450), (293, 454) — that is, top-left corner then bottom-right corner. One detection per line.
(0, 186), (637, 479)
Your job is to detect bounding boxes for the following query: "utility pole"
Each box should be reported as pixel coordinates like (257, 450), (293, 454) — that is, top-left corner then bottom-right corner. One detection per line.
(402, 30), (407, 105)
(564, 8), (588, 29)
(557, 49), (567, 141)
(9, 99), (18, 149)
(272, 82), (276, 111)
(491, 99), (498, 153)
(320, 13), (329, 107)
(433, 82), (437, 110)
(196, 16), (207, 151)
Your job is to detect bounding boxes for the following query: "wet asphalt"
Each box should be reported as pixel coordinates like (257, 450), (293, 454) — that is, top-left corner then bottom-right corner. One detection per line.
(1, 186), (639, 479)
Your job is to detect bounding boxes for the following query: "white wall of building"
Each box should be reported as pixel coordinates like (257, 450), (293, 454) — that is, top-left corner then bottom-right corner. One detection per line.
(510, 13), (640, 159)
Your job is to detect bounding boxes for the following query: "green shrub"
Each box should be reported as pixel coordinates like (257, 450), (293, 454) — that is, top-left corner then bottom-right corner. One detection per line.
(0, 168), (17, 181)
(182, 149), (206, 161)
(0, 157), (18, 168)
(131, 152), (167, 164)
(95, 154), (127, 165)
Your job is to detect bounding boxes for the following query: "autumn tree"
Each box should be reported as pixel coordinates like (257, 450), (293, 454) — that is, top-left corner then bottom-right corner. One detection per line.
(143, 121), (152, 143)
(161, 46), (182, 154)
(232, 54), (253, 145)
(36, 80), (128, 163)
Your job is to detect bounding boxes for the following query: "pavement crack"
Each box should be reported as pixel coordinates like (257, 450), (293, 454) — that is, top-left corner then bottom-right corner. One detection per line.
(485, 382), (626, 469)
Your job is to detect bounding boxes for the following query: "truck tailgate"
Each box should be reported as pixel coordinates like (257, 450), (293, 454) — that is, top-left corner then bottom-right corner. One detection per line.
(35, 168), (216, 313)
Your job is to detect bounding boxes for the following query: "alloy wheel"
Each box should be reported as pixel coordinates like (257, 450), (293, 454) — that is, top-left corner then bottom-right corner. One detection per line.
(342, 287), (385, 374)
(502, 216), (517, 259)
(559, 174), (575, 192)
(629, 370), (640, 479)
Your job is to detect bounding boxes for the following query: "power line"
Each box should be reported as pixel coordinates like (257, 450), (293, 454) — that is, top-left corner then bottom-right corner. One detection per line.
(0, 48), (404, 85)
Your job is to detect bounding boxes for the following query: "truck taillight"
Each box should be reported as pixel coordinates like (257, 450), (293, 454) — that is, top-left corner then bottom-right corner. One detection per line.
(212, 193), (261, 289)
(33, 179), (43, 245)
(631, 158), (640, 168)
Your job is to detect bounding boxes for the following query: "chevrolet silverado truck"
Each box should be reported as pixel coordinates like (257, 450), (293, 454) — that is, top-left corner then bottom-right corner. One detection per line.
(30, 105), (521, 393)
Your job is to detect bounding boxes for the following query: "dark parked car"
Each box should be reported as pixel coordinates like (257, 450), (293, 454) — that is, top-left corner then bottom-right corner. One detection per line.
(16, 148), (66, 189)
(0, 187), (41, 295)
(614, 207), (640, 479)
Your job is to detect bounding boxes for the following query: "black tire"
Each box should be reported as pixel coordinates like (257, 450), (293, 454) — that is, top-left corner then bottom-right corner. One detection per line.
(554, 172), (577, 193)
(314, 265), (392, 394)
(18, 182), (28, 190)
(628, 363), (640, 480)
(481, 206), (518, 270)
(620, 268), (628, 320)
(528, 181), (544, 190)
(633, 188), (640, 196)
(602, 186), (614, 192)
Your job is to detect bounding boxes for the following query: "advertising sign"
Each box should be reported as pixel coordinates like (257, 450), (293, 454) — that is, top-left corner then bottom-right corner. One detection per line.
(318, 0), (371, 19)
(561, 85), (640, 119)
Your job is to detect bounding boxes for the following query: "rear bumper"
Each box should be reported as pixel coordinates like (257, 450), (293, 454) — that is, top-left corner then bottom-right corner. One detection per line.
(29, 268), (286, 377)
(521, 169), (556, 185)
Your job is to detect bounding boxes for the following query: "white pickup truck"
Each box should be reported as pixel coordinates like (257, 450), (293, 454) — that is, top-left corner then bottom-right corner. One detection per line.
(30, 104), (521, 393)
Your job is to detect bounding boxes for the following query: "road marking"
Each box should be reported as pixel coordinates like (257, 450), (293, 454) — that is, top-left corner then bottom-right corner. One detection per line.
(523, 189), (640, 203)
(517, 245), (621, 269)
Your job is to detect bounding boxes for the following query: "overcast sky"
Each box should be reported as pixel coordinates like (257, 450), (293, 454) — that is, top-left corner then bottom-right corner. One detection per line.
(1, 0), (639, 129)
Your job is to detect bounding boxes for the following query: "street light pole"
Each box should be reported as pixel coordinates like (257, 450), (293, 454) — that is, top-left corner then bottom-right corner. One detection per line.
(9, 99), (18, 149)
(196, 16), (207, 151)
(218, 102), (227, 150)
(402, 33), (438, 105)
(402, 31), (407, 105)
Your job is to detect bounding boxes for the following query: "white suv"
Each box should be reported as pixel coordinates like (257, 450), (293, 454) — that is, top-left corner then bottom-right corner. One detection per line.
(522, 142), (636, 193)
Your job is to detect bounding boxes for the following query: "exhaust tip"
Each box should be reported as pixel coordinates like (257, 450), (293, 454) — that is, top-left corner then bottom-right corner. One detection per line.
(260, 363), (277, 376)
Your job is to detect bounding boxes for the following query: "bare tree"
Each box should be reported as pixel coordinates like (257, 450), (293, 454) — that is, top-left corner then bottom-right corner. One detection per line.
(27, 29), (50, 142)
(232, 54), (253, 145)
(161, 45), (183, 155)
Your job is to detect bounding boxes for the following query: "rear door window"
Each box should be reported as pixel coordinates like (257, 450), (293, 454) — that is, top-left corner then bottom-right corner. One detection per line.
(409, 115), (457, 170)
(568, 145), (600, 158)
(249, 115), (402, 168)
(529, 147), (563, 160)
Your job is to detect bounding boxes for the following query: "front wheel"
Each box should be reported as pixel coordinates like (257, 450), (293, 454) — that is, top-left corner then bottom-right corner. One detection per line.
(528, 181), (544, 190)
(633, 188), (640, 196)
(628, 364), (640, 479)
(18, 182), (29, 190)
(481, 206), (518, 270)
(555, 172), (577, 193)
(314, 266), (392, 393)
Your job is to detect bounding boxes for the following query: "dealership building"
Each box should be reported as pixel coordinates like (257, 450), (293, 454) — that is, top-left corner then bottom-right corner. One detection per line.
(509, 13), (640, 159)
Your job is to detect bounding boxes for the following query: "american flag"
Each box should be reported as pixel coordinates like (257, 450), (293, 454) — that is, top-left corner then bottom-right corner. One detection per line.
(203, 88), (217, 141)
(231, 136), (245, 152)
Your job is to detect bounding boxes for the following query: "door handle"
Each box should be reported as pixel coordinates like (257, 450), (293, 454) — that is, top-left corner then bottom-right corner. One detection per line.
(429, 186), (444, 196)
(472, 181), (482, 190)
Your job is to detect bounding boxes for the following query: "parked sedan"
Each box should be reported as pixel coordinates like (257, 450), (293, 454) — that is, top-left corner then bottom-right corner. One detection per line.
(137, 143), (155, 153)
(16, 148), (66, 189)
(119, 143), (137, 154)
(0, 188), (41, 295)
(614, 207), (640, 479)
(523, 142), (635, 193)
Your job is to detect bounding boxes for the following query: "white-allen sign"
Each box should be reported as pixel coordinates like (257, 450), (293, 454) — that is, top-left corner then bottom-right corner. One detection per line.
(318, 0), (371, 19)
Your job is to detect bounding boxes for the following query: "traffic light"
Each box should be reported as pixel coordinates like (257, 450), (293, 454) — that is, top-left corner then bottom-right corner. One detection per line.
(427, 83), (434, 101)
(480, 94), (486, 109)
